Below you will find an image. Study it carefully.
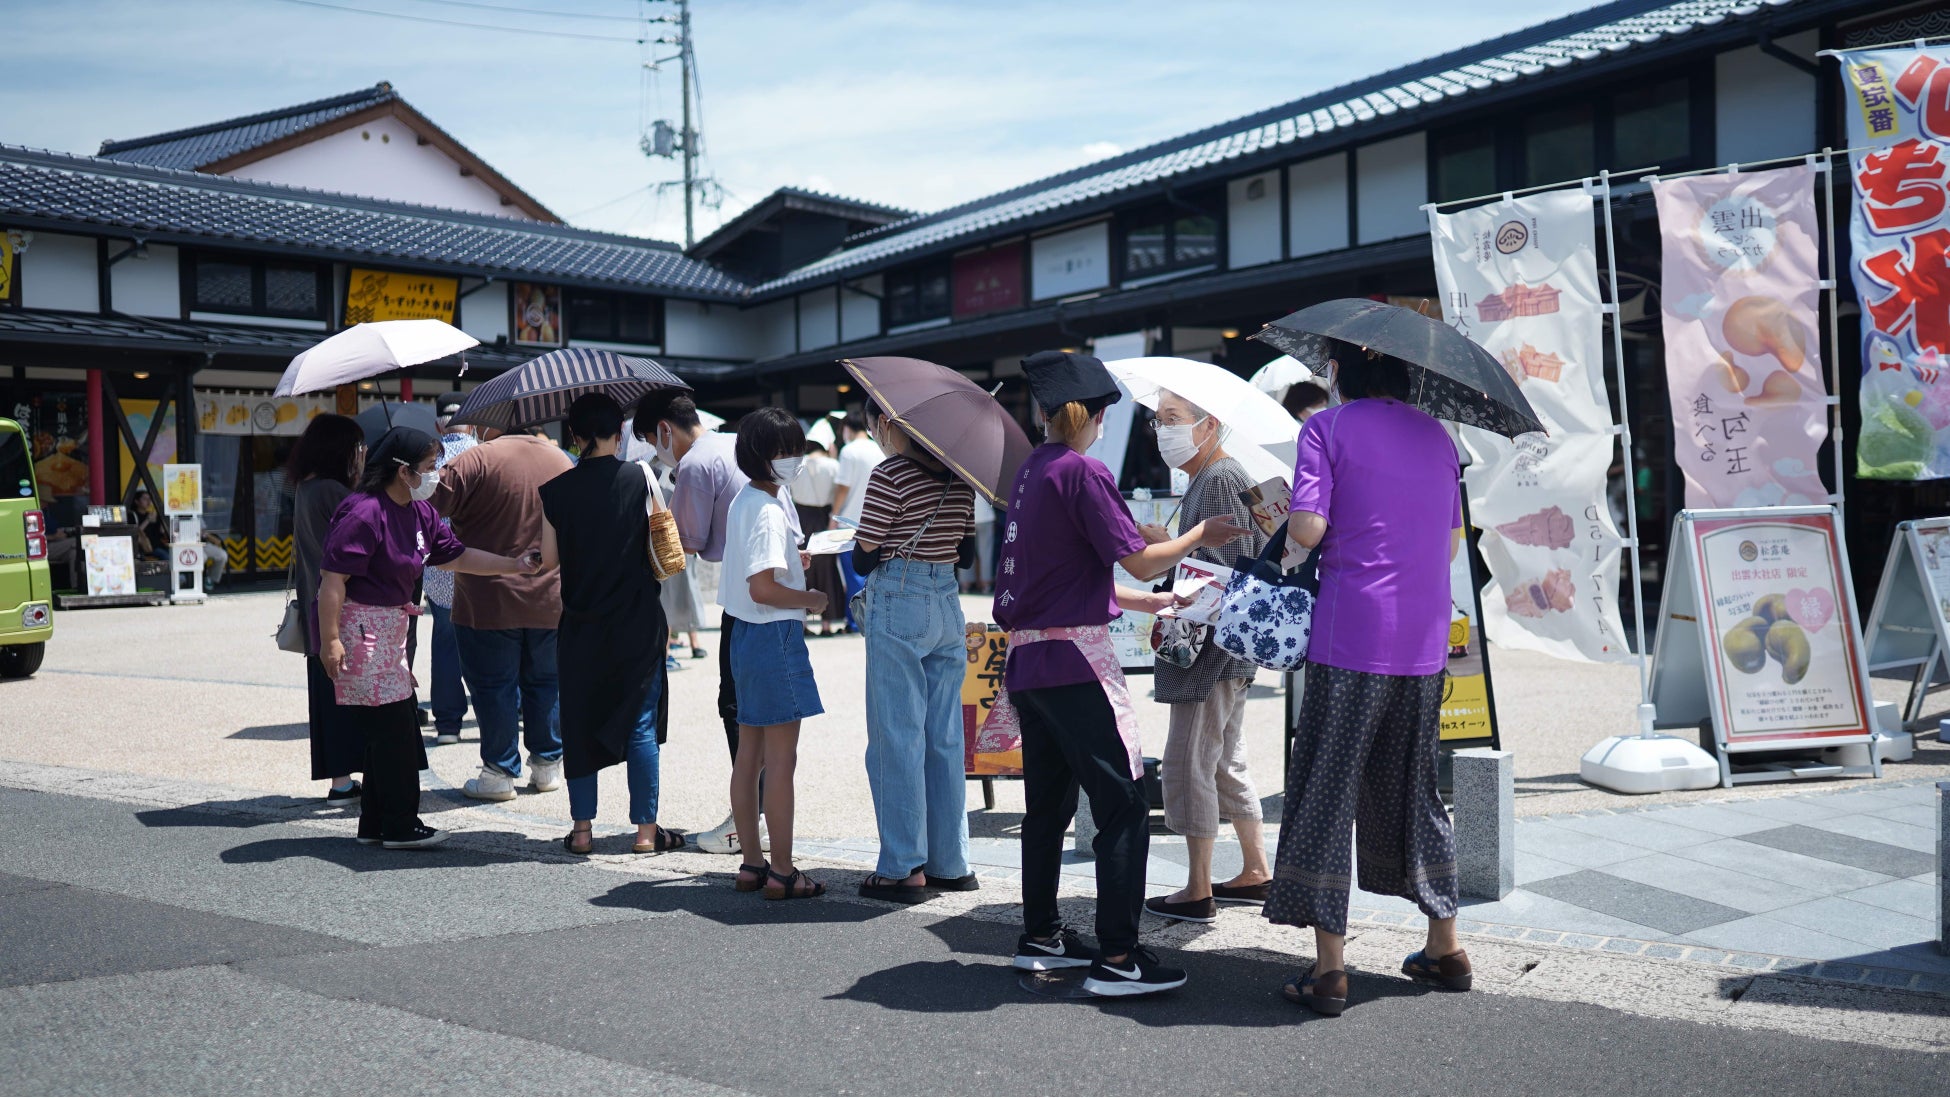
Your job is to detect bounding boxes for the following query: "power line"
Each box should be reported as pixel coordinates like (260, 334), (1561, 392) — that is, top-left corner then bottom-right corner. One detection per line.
(397, 0), (649, 21)
(566, 184), (650, 220)
(265, 0), (647, 42)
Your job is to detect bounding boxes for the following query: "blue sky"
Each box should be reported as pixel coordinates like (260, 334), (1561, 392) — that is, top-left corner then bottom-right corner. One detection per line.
(6, 0), (1594, 243)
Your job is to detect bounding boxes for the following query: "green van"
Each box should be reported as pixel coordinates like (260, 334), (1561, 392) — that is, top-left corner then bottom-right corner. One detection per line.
(0, 417), (52, 677)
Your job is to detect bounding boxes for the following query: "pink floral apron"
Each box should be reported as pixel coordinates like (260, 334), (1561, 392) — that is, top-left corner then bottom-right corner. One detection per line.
(976, 624), (1143, 780)
(333, 601), (420, 707)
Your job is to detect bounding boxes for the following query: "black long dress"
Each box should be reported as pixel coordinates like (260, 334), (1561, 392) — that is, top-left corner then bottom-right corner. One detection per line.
(538, 455), (669, 781)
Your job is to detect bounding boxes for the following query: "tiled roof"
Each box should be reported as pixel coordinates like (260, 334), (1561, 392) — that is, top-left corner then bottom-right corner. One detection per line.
(754, 0), (1801, 294)
(0, 146), (748, 298)
(99, 84), (399, 171)
(689, 185), (912, 261)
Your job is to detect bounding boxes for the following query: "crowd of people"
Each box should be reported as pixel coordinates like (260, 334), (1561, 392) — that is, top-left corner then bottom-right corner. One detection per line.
(286, 344), (1471, 1013)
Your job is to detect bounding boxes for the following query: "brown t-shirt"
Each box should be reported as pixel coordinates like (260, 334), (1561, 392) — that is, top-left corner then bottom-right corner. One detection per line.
(434, 433), (573, 630)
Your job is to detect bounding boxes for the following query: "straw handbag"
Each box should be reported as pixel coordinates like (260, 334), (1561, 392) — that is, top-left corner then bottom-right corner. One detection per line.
(635, 460), (688, 581)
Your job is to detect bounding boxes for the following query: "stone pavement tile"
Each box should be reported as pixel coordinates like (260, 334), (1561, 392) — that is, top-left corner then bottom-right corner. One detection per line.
(1513, 821), (1648, 869)
(0, 965), (729, 1096)
(1764, 896), (1940, 952)
(1546, 812), (1719, 852)
(1870, 803), (1940, 829)
(1796, 788), (1910, 815)
(1527, 870), (1747, 936)
(1670, 838), (1893, 893)
(1637, 804), (1779, 838)
(1515, 850), (1580, 886)
(0, 871), (64, 899)
(1742, 825), (1936, 879)
(1681, 916), (1873, 961)
(1867, 783), (1945, 805)
(0, 885), (354, 989)
(1720, 796), (1846, 824)
(1841, 876), (1938, 918)
(1457, 889), (1668, 940)
(1852, 943), (1950, 977)
(1805, 814), (1937, 854)
(1600, 852), (1822, 915)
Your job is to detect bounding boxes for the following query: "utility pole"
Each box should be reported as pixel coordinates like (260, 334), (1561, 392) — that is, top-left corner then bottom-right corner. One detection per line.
(678, 0), (696, 250)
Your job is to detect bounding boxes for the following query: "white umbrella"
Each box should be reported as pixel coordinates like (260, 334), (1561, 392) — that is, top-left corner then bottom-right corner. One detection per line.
(698, 408), (727, 431)
(274, 319), (479, 396)
(1104, 356), (1297, 445)
(1250, 355), (1314, 403)
(805, 415), (836, 449)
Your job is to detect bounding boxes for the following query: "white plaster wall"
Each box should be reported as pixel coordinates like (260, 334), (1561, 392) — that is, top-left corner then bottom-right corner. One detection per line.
(20, 232), (99, 312)
(224, 114), (531, 218)
(840, 275), (881, 343)
(458, 280), (509, 345)
(752, 298), (797, 360)
(664, 299), (752, 360)
(798, 286), (839, 350)
(108, 243), (179, 317)
(1715, 32), (1818, 166)
(1356, 132), (1428, 245)
(1288, 154), (1349, 257)
(1227, 169), (1282, 269)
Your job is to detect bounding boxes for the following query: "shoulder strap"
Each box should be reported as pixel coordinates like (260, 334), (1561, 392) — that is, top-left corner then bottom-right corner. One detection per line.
(636, 460), (668, 516)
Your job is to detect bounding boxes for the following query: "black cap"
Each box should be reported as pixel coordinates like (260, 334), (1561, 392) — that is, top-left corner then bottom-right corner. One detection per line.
(434, 391), (466, 417)
(1021, 350), (1120, 417)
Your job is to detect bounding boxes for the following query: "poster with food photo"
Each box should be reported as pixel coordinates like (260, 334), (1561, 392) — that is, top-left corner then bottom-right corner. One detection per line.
(512, 283), (562, 345)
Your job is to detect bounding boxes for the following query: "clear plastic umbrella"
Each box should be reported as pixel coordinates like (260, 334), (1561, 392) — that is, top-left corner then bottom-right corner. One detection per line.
(275, 320), (477, 396)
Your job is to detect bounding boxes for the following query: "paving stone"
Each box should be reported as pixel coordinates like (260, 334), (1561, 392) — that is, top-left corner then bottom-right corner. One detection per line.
(1671, 838), (1893, 894)
(1637, 804), (1779, 838)
(1527, 870), (1748, 936)
(1806, 814), (1937, 854)
(1462, 888), (1669, 940)
(1512, 821), (1649, 869)
(1741, 826), (1935, 879)
(1840, 876), (1936, 918)
(1765, 896), (1939, 952)
(1718, 797), (1845, 824)
(1684, 917), (1878, 962)
(1600, 852), (1822, 915)
(1547, 811), (1718, 852)
(1515, 850), (1581, 886)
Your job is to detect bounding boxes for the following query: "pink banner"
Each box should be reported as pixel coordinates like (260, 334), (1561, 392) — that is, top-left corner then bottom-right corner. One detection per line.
(1653, 166), (1829, 509)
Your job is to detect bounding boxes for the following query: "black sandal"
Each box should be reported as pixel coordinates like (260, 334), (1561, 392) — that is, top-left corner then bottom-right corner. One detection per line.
(1282, 967), (1348, 1016)
(562, 823), (594, 856)
(633, 826), (686, 854)
(1402, 949), (1473, 991)
(764, 867), (826, 901)
(734, 861), (770, 892)
(859, 874), (929, 904)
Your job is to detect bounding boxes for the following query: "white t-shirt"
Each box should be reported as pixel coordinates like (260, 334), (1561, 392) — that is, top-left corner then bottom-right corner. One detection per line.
(834, 436), (885, 525)
(789, 452), (840, 508)
(718, 484), (807, 625)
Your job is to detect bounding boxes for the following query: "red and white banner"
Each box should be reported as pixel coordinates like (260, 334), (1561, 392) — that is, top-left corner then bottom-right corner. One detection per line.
(1652, 166), (1829, 508)
(1840, 45), (1950, 480)
(1430, 189), (1632, 663)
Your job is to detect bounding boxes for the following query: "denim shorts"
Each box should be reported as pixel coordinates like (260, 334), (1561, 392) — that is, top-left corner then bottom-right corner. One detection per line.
(729, 617), (825, 727)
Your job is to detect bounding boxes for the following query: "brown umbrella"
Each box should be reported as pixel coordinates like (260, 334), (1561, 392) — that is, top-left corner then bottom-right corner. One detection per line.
(840, 356), (1033, 507)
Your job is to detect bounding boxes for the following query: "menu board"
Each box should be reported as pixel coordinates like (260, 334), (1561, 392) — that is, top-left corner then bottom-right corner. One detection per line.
(84, 535), (136, 597)
(163, 464), (202, 516)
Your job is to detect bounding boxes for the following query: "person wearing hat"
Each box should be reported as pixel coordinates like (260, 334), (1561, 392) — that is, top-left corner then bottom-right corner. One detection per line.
(421, 392), (477, 745)
(993, 350), (1244, 997)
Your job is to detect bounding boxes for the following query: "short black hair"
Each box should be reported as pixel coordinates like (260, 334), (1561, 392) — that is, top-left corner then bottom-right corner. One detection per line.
(842, 410), (868, 434)
(735, 406), (805, 483)
(564, 392), (624, 457)
(285, 413), (365, 487)
(1326, 339), (1412, 402)
(357, 426), (438, 496)
(633, 390), (701, 437)
(1282, 381), (1330, 417)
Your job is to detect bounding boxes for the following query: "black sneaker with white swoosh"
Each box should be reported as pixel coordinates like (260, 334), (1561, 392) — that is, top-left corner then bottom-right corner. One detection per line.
(1083, 947), (1188, 997)
(1012, 927), (1094, 971)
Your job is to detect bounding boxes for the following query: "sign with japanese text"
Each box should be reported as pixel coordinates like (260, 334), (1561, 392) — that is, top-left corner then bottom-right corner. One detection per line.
(162, 464), (202, 516)
(1429, 189), (1632, 663)
(1653, 167), (1829, 509)
(961, 625), (1020, 776)
(343, 268), (457, 326)
(1440, 483), (1498, 745)
(1031, 221), (1109, 300)
(511, 282), (562, 345)
(11, 391), (89, 499)
(1107, 494), (1176, 670)
(951, 242), (1023, 319)
(0, 232), (15, 305)
(1841, 46), (1950, 480)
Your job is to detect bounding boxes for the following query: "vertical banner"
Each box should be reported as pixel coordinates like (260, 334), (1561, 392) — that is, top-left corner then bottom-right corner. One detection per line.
(1654, 167), (1830, 508)
(1839, 45), (1950, 480)
(1431, 189), (1632, 663)
(960, 624), (1020, 776)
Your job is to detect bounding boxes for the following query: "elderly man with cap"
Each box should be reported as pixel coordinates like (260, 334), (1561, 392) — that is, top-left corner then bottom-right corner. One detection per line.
(421, 392), (478, 744)
(993, 350), (1244, 998)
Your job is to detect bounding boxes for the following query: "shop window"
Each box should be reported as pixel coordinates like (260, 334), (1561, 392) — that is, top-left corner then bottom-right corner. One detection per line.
(1433, 125), (1498, 203)
(187, 252), (326, 319)
(1523, 103), (1595, 187)
(1121, 198), (1221, 280)
(1612, 77), (1692, 170)
(565, 289), (661, 345)
(885, 259), (951, 328)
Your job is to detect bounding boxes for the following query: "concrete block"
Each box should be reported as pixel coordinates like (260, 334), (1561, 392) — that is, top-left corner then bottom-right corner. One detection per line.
(1074, 789), (1096, 858)
(1454, 748), (1515, 901)
(1938, 782), (1948, 956)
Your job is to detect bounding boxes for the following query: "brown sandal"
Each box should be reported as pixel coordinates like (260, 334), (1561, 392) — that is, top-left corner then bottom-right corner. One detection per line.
(1282, 967), (1348, 1016)
(1402, 949), (1473, 991)
(562, 823), (593, 856)
(763, 867), (825, 901)
(734, 861), (769, 892)
(632, 826), (686, 854)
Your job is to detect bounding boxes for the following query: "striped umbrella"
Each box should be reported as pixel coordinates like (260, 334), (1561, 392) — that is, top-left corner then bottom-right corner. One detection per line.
(448, 347), (689, 432)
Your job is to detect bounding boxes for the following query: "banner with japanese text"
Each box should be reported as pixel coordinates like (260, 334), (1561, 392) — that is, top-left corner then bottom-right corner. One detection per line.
(1430, 188), (1632, 663)
(1653, 167), (1829, 508)
(1841, 46), (1950, 480)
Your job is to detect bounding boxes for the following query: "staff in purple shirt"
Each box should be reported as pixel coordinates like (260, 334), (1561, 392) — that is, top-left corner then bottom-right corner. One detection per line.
(318, 427), (543, 851)
(994, 350), (1243, 999)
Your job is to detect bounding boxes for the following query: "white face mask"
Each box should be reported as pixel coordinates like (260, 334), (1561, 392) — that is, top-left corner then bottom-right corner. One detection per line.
(770, 456), (805, 484)
(652, 424), (678, 467)
(407, 467), (439, 502)
(1155, 417), (1207, 468)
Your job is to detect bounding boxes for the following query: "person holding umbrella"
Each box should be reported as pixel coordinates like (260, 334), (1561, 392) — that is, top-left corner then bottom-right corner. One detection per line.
(994, 350), (1243, 997)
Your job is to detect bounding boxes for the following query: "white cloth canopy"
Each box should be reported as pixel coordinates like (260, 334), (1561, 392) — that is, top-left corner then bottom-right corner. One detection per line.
(274, 320), (478, 396)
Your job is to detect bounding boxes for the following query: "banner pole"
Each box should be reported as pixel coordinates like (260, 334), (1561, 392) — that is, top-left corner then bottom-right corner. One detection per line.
(1597, 169), (1653, 718)
(1819, 148), (1846, 523)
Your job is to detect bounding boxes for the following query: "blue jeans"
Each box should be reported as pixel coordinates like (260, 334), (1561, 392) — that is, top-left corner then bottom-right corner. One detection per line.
(839, 550), (867, 630)
(567, 675), (662, 825)
(426, 602), (468, 735)
(454, 625), (562, 777)
(860, 559), (970, 880)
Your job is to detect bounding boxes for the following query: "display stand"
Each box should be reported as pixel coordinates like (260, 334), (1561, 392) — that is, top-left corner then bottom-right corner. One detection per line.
(1863, 518), (1950, 728)
(169, 517), (206, 605)
(1645, 506), (1880, 788)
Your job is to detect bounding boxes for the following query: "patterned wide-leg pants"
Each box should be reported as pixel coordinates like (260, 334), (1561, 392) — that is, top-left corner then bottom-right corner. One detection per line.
(1264, 662), (1458, 935)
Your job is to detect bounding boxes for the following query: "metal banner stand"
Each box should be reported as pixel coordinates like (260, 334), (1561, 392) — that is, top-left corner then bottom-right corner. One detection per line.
(1863, 518), (1950, 735)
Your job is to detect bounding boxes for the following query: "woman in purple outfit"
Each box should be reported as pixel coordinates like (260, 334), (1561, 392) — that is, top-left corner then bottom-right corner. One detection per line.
(1266, 341), (1472, 1015)
(317, 427), (543, 850)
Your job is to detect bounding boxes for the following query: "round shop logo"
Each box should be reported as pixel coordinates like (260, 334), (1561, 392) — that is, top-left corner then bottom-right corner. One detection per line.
(1739, 540), (1759, 562)
(1495, 221), (1529, 254)
(252, 401), (279, 432)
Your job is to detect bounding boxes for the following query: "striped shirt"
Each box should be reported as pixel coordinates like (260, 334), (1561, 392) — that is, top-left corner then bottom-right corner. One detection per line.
(854, 454), (975, 563)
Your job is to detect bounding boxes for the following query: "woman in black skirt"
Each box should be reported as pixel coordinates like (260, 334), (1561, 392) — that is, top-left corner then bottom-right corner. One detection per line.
(289, 414), (366, 807)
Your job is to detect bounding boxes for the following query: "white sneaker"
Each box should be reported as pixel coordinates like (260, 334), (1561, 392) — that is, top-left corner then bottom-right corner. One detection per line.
(694, 813), (742, 855)
(528, 755), (564, 793)
(462, 766), (516, 802)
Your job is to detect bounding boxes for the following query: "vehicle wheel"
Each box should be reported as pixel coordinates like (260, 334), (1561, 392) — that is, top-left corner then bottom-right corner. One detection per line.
(0, 642), (45, 678)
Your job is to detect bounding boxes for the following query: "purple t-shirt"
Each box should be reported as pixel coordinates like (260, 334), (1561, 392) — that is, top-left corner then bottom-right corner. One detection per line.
(993, 444), (1147, 690)
(321, 492), (466, 608)
(1291, 399), (1461, 677)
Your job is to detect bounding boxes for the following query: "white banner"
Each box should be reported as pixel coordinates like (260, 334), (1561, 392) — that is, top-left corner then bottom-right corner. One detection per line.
(1430, 188), (1632, 663)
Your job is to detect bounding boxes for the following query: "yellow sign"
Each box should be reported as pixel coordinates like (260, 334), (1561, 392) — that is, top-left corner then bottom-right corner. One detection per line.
(343, 268), (457, 325)
(0, 234), (13, 303)
(961, 625), (1021, 776)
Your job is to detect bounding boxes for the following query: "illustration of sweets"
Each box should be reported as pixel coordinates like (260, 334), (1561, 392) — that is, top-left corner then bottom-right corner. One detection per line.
(1495, 505), (1574, 550)
(1503, 569), (1574, 619)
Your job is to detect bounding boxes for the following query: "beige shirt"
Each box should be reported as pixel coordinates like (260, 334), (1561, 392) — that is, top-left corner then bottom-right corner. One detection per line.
(433, 433), (573, 630)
